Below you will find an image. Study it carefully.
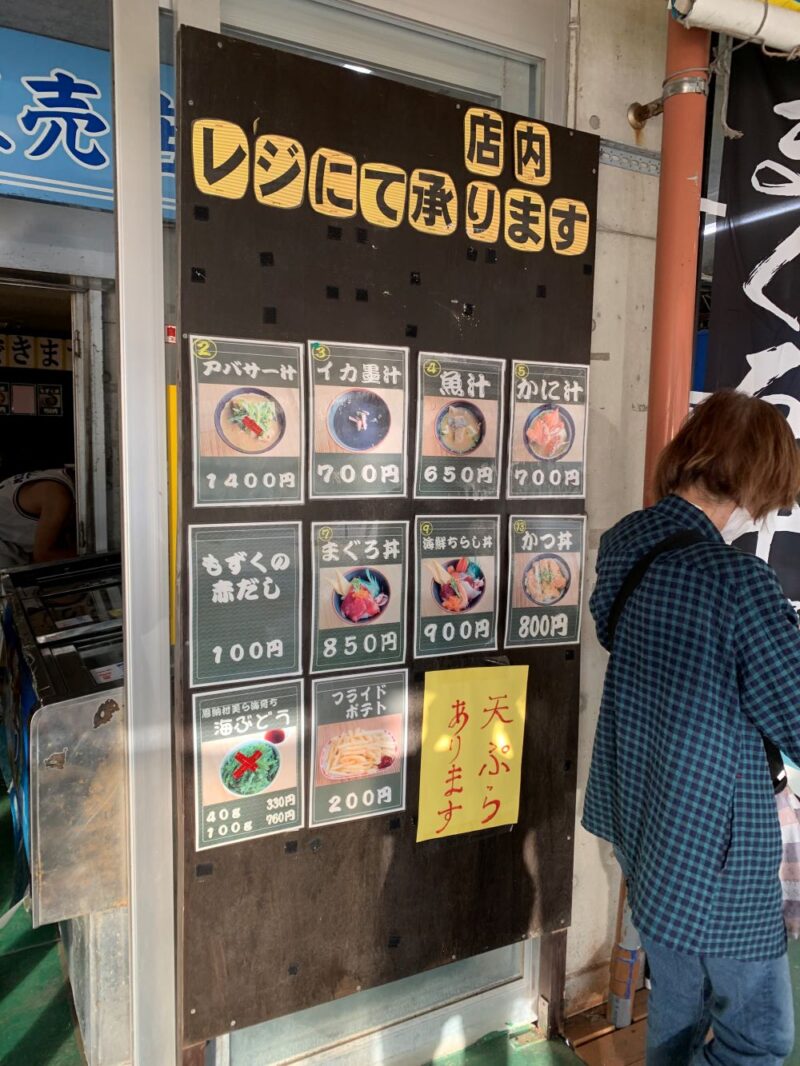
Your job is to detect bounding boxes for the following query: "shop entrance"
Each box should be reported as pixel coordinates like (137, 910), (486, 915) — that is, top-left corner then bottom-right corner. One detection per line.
(0, 273), (109, 556)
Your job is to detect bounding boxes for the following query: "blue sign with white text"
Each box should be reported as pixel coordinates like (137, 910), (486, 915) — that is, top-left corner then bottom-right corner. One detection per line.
(0, 27), (175, 216)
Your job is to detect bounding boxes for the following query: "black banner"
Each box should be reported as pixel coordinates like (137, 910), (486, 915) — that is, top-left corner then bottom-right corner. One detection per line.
(706, 45), (800, 604)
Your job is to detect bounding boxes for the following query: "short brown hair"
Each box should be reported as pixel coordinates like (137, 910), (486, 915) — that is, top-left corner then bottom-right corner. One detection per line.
(654, 390), (800, 519)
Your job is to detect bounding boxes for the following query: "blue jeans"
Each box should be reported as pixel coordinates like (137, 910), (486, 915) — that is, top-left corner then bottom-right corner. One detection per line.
(642, 936), (794, 1065)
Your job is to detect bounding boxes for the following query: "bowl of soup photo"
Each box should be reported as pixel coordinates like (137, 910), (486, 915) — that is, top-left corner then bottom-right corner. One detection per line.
(214, 387), (286, 455)
(434, 401), (486, 456)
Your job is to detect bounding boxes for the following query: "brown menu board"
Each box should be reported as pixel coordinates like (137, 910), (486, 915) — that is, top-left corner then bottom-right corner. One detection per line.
(176, 26), (597, 1045)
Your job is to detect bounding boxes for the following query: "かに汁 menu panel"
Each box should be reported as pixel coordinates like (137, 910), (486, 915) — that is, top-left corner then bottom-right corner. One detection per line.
(507, 362), (588, 499)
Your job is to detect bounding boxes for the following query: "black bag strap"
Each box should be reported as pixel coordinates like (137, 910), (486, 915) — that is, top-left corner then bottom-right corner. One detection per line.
(607, 530), (706, 650)
(607, 527), (786, 793)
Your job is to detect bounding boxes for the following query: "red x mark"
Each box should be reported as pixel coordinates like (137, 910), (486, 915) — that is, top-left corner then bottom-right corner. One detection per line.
(233, 749), (262, 780)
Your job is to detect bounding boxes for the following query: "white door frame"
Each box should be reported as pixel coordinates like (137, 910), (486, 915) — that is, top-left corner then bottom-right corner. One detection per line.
(111, 1), (177, 1063)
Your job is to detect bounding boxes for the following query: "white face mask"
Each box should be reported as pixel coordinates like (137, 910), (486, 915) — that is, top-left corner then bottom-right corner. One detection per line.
(720, 506), (778, 544)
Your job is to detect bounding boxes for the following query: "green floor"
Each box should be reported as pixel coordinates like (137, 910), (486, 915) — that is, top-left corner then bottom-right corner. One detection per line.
(3, 777), (800, 1066)
(429, 1030), (583, 1065)
(0, 789), (84, 1066)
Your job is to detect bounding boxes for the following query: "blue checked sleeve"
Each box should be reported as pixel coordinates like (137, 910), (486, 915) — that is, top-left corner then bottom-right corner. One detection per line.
(736, 558), (800, 765)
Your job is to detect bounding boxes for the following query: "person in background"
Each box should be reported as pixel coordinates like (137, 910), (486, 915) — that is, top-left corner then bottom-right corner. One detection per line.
(0, 468), (76, 571)
(582, 391), (800, 1065)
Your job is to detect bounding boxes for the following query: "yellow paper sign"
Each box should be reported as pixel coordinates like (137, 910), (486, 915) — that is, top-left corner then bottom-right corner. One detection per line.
(417, 665), (528, 842)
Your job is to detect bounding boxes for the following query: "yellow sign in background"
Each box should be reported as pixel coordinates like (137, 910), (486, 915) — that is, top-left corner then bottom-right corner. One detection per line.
(417, 665), (529, 842)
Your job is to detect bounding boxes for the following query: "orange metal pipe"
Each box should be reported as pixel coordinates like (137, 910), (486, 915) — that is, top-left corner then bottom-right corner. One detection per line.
(643, 17), (711, 504)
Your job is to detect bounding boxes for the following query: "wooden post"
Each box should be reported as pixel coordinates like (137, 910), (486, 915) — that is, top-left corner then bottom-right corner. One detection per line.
(538, 929), (568, 1039)
(182, 1043), (206, 1066)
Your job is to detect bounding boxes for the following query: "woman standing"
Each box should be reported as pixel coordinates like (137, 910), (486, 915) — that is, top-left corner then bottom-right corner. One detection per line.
(583, 391), (800, 1065)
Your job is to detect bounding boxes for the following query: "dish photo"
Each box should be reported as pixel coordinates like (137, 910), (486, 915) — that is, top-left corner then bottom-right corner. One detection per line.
(434, 401), (486, 455)
(214, 387), (286, 455)
(429, 557), (486, 613)
(327, 389), (391, 451)
(329, 567), (391, 624)
(219, 740), (280, 797)
(522, 553), (571, 606)
(319, 727), (398, 782)
(523, 403), (575, 461)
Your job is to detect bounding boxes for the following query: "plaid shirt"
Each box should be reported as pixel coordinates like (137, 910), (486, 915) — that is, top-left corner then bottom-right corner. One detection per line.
(583, 495), (800, 960)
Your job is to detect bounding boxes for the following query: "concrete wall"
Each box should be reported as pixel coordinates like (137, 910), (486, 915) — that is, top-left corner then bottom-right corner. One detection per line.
(567, 0), (667, 1013)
